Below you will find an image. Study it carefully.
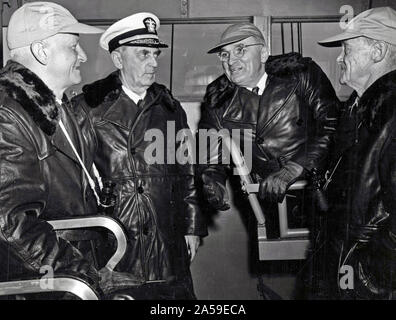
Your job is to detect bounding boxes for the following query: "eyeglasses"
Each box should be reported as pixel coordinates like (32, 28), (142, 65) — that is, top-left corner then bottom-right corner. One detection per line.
(217, 43), (264, 61)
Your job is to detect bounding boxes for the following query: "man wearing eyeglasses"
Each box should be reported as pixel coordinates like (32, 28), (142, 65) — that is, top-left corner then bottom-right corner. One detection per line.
(197, 22), (339, 274)
(73, 12), (207, 300)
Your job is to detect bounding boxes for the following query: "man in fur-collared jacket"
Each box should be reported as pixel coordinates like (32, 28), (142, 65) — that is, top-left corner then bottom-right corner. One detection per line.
(316, 7), (396, 300)
(198, 22), (339, 243)
(0, 2), (130, 298)
(73, 13), (207, 300)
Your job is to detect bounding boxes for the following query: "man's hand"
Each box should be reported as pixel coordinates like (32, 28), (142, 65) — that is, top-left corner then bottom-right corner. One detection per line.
(259, 161), (304, 203)
(185, 235), (200, 262)
(202, 174), (230, 211)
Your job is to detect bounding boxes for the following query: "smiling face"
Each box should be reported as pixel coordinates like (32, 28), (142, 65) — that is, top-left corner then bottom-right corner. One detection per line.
(336, 37), (374, 92)
(113, 46), (161, 94)
(220, 36), (268, 87)
(45, 33), (87, 90)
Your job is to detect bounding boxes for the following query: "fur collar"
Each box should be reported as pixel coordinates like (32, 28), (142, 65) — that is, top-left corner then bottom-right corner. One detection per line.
(205, 52), (311, 109)
(266, 52), (311, 77)
(0, 60), (59, 136)
(82, 70), (178, 111)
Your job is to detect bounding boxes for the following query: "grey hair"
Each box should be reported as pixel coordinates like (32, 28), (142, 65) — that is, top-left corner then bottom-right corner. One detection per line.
(9, 46), (31, 62)
(388, 43), (396, 66)
(361, 37), (396, 68)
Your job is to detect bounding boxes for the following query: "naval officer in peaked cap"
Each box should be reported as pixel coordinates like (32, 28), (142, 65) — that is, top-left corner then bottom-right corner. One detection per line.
(73, 12), (208, 300)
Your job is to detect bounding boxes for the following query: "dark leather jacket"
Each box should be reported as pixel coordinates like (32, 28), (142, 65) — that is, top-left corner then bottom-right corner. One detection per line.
(0, 61), (98, 284)
(326, 69), (396, 299)
(198, 52), (339, 183)
(73, 72), (207, 283)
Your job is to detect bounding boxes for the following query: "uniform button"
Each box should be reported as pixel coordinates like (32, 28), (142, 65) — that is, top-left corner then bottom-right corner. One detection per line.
(137, 186), (144, 194)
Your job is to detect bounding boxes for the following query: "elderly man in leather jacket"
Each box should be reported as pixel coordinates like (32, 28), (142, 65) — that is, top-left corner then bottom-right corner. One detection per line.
(198, 22), (339, 240)
(73, 13), (207, 300)
(316, 7), (396, 299)
(0, 2), (124, 298)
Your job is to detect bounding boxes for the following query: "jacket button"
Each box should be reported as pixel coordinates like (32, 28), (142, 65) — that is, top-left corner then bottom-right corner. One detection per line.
(137, 186), (144, 194)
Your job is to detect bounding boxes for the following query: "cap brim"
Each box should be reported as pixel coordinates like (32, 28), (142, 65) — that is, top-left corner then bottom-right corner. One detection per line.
(60, 23), (105, 35)
(318, 31), (361, 47)
(207, 34), (251, 53)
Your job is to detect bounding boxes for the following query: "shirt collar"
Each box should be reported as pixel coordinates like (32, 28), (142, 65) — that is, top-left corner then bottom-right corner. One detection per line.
(245, 72), (268, 95)
(122, 85), (147, 105)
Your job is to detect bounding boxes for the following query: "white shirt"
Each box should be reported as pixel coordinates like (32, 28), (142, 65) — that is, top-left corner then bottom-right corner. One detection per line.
(245, 72), (268, 95)
(122, 85), (147, 105)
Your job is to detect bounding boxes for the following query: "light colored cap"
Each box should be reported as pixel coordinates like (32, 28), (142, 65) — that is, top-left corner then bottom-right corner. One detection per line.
(207, 22), (265, 54)
(100, 12), (168, 52)
(319, 6), (396, 47)
(7, 1), (104, 50)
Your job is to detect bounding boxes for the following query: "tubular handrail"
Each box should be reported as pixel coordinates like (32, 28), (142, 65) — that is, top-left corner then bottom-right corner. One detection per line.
(48, 215), (127, 272)
(0, 276), (99, 300)
(0, 215), (128, 299)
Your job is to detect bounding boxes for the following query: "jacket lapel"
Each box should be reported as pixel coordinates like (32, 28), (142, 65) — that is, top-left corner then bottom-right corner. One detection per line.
(51, 104), (82, 165)
(102, 92), (140, 130)
(256, 75), (299, 136)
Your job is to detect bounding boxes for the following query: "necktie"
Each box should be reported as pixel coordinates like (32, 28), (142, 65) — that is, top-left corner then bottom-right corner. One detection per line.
(252, 86), (260, 95)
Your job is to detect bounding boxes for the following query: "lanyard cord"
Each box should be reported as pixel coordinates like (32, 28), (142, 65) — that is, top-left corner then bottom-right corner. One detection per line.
(59, 120), (102, 206)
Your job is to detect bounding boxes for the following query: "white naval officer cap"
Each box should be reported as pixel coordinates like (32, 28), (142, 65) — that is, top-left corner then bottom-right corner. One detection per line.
(100, 12), (168, 52)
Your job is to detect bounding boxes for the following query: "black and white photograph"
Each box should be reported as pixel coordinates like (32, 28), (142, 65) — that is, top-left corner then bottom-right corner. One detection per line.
(0, 0), (395, 312)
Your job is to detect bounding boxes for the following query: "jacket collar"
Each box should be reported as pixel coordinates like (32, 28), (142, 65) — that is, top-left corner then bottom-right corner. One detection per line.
(358, 69), (396, 130)
(265, 52), (311, 77)
(206, 52), (310, 109)
(82, 70), (178, 112)
(0, 60), (60, 136)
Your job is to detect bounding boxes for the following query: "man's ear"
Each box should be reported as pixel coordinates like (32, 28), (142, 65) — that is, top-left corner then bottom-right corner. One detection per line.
(371, 41), (388, 63)
(110, 50), (123, 70)
(260, 45), (269, 64)
(30, 41), (48, 65)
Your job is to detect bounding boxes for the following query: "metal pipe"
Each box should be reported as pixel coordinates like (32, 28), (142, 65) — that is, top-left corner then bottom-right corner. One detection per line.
(297, 22), (302, 55)
(79, 16), (253, 26)
(0, 0), (3, 67)
(220, 133), (266, 228)
(281, 23), (285, 54)
(290, 23), (294, 52)
(170, 23), (174, 92)
(272, 15), (342, 23)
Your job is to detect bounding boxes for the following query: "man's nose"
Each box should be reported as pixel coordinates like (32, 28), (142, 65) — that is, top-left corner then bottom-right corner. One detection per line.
(336, 51), (344, 64)
(149, 54), (158, 67)
(227, 51), (239, 63)
(77, 44), (88, 63)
